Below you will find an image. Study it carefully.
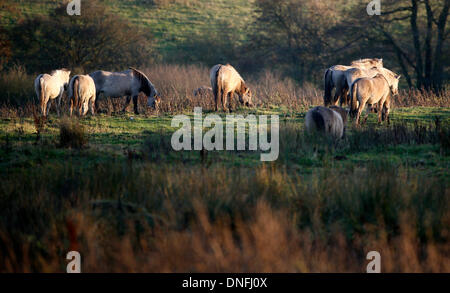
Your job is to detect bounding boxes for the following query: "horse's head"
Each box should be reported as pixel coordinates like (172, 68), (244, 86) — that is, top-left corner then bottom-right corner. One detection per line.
(147, 90), (161, 110)
(239, 85), (254, 107)
(59, 69), (71, 90)
(390, 74), (401, 96)
(373, 58), (383, 68)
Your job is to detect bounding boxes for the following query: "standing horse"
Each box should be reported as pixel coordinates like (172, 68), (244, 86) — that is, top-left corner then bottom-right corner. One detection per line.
(68, 75), (96, 117)
(350, 73), (400, 125)
(210, 64), (253, 112)
(323, 58), (383, 106)
(344, 66), (401, 109)
(89, 68), (160, 114)
(34, 69), (71, 117)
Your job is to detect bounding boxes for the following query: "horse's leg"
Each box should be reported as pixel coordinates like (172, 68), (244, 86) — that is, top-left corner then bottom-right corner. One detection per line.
(41, 97), (47, 117)
(70, 98), (73, 117)
(90, 97), (95, 116)
(214, 94), (219, 112)
(46, 99), (52, 117)
(123, 96), (132, 113)
(334, 83), (343, 106)
(363, 104), (371, 124)
(95, 91), (100, 110)
(57, 93), (62, 117)
(132, 95), (139, 115)
(377, 102), (383, 124)
(228, 91), (234, 112)
(355, 100), (366, 126)
(222, 92), (228, 112)
(339, 86), (347, 107)
(333, 87), (340, 106)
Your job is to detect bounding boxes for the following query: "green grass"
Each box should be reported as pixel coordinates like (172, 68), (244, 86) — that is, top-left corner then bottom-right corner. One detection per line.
(0, 106), (449, 272)
(3, 0), (255, 60)
(1, 107), (448, 175)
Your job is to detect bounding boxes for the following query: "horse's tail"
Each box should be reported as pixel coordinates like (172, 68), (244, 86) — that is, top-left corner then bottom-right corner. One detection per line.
(214, 66), (222, 109)
(311, 108), (325, 131)
(350, 81), (358, 117)
(324, 69), (333, 106)
(39, 77), (46, 116)
(73, 76), (80, 115)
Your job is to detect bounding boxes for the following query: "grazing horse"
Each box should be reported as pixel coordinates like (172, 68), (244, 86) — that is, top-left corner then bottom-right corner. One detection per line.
(305, 106), (348, 139)
(89, 68), (160, 114)
(324, 58), (383, 106)
(210, 64), (253, 112)
(34, 69), (71, 116)
(68, 75), (96, 116)
(350, 73), (400, 125)
(193, 86), (213, 97)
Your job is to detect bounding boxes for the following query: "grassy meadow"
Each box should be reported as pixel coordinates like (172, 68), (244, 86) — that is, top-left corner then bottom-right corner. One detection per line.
(2, 0), (254, 62)
(0, 64), (449, 272)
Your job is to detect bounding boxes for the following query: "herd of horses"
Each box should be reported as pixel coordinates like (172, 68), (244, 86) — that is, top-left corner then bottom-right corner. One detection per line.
(34, 58), (400, 139)
(34, 67), (160, 117)
(305, 58), (401, 138)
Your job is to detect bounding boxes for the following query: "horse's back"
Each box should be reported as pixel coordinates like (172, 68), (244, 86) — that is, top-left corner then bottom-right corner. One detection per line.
(38, 73), (64, 99)
(77, 75), (96, 97)
(217, 64), (243, 91)
(306, 106), (344, 138)
(89, 70), (133, 96)
(354, 75), (389, 103)
(351, 58), (383, 69)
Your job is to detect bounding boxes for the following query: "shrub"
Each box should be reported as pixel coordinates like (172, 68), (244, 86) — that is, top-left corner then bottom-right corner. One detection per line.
(59, 118), (88, 149)
(9, 0), (156, 73)
(0, 65), (34, 106)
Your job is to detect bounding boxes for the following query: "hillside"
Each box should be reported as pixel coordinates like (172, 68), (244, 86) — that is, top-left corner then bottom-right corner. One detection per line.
(3, 0), (255, 61)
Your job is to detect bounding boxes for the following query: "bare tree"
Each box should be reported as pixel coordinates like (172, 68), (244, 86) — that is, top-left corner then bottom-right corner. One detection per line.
(367, 0), (449, 92)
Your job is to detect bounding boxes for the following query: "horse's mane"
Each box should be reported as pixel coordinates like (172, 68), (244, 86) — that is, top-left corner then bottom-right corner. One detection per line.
(224, 64), (245, 84)
(381, 67), (398, 79)
(129, 67), (156, 96)
(351, 58), (382, 65)
(50, 68), (70, 75)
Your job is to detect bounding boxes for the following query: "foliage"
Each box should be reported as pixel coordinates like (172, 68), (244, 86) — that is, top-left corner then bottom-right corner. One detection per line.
(8, 0), (156, 73)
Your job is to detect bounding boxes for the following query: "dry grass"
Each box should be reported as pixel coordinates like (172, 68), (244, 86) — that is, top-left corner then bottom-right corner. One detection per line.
(1, 64), (448, 117)
(58, 118), (88, 149)
(0, 64), (449, 273)
(0, 160), (448, 273)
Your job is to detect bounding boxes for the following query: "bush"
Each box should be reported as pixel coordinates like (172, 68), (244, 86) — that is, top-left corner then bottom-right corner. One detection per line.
(0, 65), (35, 106)
(59, 118), (88, 149)
(9, 0), (156, 73)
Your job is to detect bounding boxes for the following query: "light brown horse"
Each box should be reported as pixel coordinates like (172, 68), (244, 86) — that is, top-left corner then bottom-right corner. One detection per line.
(350, 73), (400, 125)
(210, 64), (252, 112)
(344, 66), (401, 109)
(324, 58), (383, 106)
(68, 75), (96, 116)
(34, 69), (71, 116)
